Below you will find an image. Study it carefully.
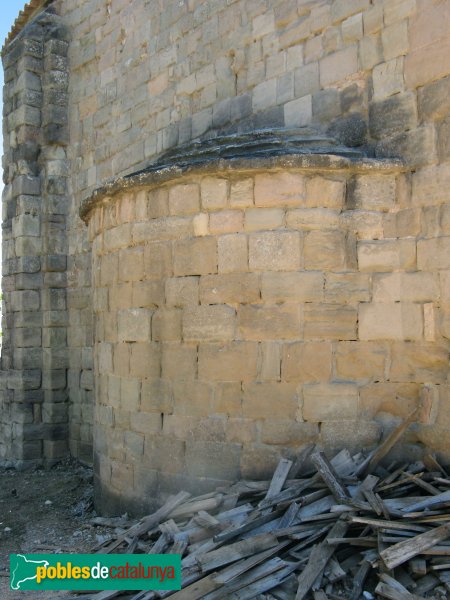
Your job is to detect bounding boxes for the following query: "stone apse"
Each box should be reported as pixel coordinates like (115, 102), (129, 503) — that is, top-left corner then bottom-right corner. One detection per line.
(1, 0), (450, 513)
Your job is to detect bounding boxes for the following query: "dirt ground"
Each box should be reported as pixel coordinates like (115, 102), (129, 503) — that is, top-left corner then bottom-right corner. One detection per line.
(0, 459), (114, 600)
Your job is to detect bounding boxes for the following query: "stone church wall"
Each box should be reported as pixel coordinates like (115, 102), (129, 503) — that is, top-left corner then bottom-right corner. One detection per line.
(2, 0), (450, 510)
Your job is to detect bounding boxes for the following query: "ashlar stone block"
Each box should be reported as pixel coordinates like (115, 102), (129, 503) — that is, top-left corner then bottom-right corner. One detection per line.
(118, 308), (151, 342)
(173, 237), (217, 276)
(183, 305), (236, 341)
(359, 303), (423, 340)
(303, 383), (359, 422)
(254, 173), (305, 207)
(249, 231), (301, 271)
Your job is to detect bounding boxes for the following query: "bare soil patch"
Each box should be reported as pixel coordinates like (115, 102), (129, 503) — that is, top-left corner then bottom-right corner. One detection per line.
(0, 460), (108, 599)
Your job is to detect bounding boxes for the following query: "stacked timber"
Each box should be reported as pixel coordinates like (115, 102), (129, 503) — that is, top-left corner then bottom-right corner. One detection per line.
(82, 415), (450, 600)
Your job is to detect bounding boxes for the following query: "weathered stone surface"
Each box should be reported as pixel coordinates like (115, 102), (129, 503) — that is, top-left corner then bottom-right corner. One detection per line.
(304, 230), (350, 270)
(303, 383), (359, 422)
(305, 177), (345, 209)
(229, 179), (254, 208)
(373, 58), (404, 100)
(249, 231), (301, 271)
(244, 208), (284, 231)
(419, 74), (450, 120)
(254, 173), (304, 207)
(358, 239), (416, 272)
(312, 88), (341, 121)
(281, 341), (332, 382)
(359, 303), (423, 341)
(327, 113), (367, 147)
(375, 126), (436, 167)
(168, 183), (200, 216)
(286, 208), (340, 230)
(200, 273), (260, 305)
(369, 92), (417, 140)
(243, 382), (299, 419)
(325, 273), (370, 303)
(372, 272), (438, 302)
(201, 177), (228, 210)
(173, 237), (217, 276)
(198, 342), (259, 382)
(304, 304), (357, 340)
(209, 210), (243, 234)
(165, 277), (199, 307)
(261, 271), (323, 303)
(183, 305), (236, 341)
(152, 308), (182, 341)
(418, 237), (450, 270)
(390, 343), (449, 384)
(336, 341), (387, 381)
(118, 309), (151, 342)
(261, 420), (318, 446)
(320, 46), (358, 86)
(217, 234), (248, 273)
(238, 304), (302, 340)
(161, 343), (197, 381)
(321, 420), (381, 450)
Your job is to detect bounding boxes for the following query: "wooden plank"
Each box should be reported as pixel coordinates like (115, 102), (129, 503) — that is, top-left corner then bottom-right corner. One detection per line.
(414, 573), (439, 595)
(348, 516), (427, 533)
(215, 542), (291, 585)
(326, 537), (377, 547)
(402, 490), (450, 513)
(166, 574), (219, 600)
(420, 545), (450, 556)
(375, 581), (424, 600)
(297, 495), (335, 521)
(311, 451), (351, 503)
(159, 519), (180, 536)
(265, 458), (294, 501)
(149, 532), (170, 554)
(194, 511), (221, 529)
(140, 491), (192, 531)
(278, 502), (300, 529)
(409, 558), (427, 576)
(349, 559), (371, 600)
(214, 508), (284, 544)
(380, 524), (450, 570)
(410, 475), (441, 496)
(260, 485), (326, 511)
(323, 557), (345, 583)
(377, 472), (425, 493)
(295, 519), (349, 600)
(289, 444), (315, 478)
(171, 539), (188, 556)
(197, 533), (279, 572)
(354, 474), (379, 500)
(362, 407), (420, 477)
(170, 496), (223, 520)
(205, 557), (288, 600)
(396, 567), (417, 592)
(330, 448), (360, 477)
(423, 451), (448, 476)
(231, 562), (300, 600)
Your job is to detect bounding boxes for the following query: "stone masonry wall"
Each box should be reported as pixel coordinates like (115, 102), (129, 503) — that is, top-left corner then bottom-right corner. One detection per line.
(58, 0), (450, 464)
(61, 0), (450, 198)
(86, 159), (449, 514)
(0, 8), (70, 466)
(2, 0), (450, 479)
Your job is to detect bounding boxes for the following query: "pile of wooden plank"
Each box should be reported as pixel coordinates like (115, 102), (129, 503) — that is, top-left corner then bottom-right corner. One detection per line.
(83, 414), (450, 600)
